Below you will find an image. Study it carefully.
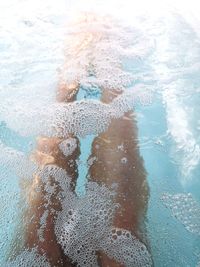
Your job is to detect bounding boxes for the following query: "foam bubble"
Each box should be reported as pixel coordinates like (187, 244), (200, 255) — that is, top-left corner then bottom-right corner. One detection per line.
(53, 168), (152, 266)
(38, 164), (73, 203)
(0, 141), (37, 179)
(0, 13), (153, 139)
(0, 86), (151, 138)
(100, 228), (152, 267)
(5, 248), (50, 267)
(59, 137), (77, 157)
(60, 15), (145, 90)
(1, 160), (152, 266)
(87, 156), (96, 167)
(52, 87), (151, 138)
(161, 193), (200, 235)
(121, 157), (128, 164)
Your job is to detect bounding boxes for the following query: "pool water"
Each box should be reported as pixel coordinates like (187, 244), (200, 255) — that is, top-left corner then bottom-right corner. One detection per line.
(0, 0), (200, 266)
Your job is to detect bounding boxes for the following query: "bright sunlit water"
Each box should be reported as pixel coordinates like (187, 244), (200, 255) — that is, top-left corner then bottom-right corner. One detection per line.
(0, 0), (200, 266)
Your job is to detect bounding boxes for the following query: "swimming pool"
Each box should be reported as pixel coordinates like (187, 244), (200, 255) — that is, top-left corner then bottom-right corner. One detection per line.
(0, 0), (200, 266)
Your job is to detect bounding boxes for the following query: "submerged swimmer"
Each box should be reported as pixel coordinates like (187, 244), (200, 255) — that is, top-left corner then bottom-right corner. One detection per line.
(10, 14), (150, 267)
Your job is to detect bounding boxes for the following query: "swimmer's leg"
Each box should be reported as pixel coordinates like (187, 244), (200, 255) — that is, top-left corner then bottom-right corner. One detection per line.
(88, 89), (150, 267)
(22, 82), (80, 267)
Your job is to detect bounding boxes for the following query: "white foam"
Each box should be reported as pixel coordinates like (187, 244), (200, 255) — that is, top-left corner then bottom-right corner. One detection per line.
(163, 89), (200, 185)
(161, 193), (200, 236)
(5, 248), (50, 267)
(0, 141), (37, 179)
(60, 16), (140, 90)
(100, 228), (152, 267)
(0, 12), (153, 139)
(52, 167), (152, 266)
(59, 137), (77, 157)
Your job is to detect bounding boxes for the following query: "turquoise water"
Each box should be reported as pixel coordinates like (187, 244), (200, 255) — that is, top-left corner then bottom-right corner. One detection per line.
(0, 1), (200, 266)
(137, 96), (200, 267)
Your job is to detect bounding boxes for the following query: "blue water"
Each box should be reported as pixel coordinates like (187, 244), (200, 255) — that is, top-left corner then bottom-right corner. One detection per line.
(136, 95), (200, 267)
(0, 1), (200, 266)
